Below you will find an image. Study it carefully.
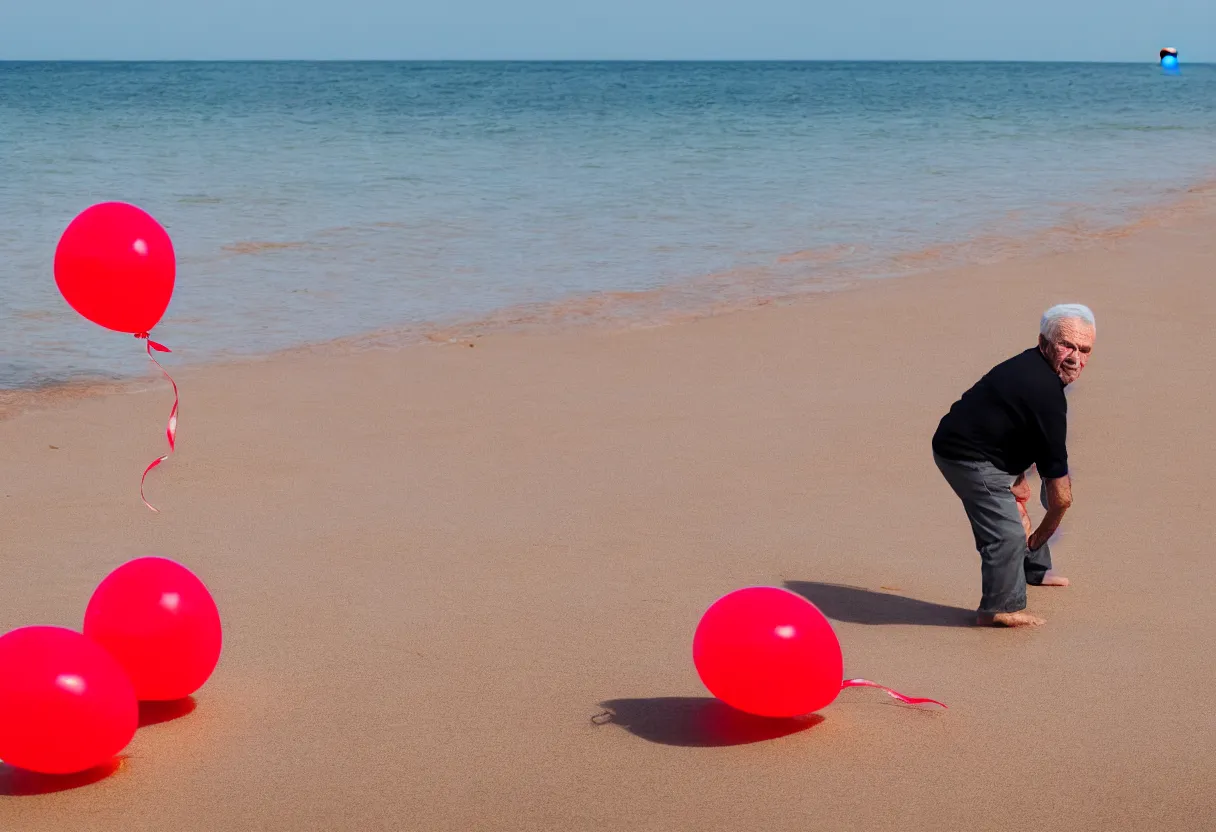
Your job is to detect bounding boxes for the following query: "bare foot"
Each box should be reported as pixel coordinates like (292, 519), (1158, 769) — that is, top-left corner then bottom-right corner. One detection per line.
(976, 611), (1046, 627)
(1038, 571), (1070, 587)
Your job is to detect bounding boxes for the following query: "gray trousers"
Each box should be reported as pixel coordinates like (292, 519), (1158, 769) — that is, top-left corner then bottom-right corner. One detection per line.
(934, 453), (1053, 614)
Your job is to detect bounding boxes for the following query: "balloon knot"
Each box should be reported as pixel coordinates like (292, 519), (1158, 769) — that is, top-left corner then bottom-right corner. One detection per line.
(135, 332), (150, 340)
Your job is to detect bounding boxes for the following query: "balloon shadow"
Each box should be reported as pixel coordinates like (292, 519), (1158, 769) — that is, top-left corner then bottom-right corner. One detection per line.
(0, 757), (124, 796)
(138, 696), (197, 727)
(783, 581), (973, 627)
(0, 697), (197, 796)
(594, 697), (823, 747)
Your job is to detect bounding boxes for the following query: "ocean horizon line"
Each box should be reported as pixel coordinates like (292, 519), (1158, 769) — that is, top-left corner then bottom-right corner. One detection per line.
(2, 58), (1206, 66)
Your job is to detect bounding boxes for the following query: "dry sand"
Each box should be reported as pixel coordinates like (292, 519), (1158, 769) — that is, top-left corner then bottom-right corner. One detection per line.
(2, 196), (1215, 831)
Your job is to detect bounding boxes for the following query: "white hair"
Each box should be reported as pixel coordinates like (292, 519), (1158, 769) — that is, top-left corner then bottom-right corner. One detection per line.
(1040, 303), (1096, 341)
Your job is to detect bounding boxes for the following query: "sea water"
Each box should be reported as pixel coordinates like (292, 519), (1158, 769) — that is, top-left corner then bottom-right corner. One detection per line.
(2, 61), (1214, 386)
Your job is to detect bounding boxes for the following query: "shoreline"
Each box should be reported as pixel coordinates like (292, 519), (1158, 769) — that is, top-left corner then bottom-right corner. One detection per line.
(5, 174), (1214, 423)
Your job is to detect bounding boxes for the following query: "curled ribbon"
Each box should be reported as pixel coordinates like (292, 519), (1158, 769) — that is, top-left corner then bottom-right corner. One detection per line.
(842, 678), (947, 708)
(135, 332), (177, 513)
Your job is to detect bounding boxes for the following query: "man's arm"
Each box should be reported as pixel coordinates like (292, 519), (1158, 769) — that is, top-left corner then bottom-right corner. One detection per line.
(1027, 475), (1072, 551)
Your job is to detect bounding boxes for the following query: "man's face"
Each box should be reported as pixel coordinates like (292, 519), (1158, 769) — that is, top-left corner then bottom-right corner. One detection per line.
(1039, 318), (1095, 385)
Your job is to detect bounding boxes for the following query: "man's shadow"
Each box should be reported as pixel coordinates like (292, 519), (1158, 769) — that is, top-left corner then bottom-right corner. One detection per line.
(783, 581), (973, 627)
(594, 697), (823, 747)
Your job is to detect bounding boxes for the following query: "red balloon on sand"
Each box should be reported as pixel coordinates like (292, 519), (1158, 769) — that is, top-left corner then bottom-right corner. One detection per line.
(693, 586), (843, 718)
(0, 626), (138, 775)
(84, 557), (222, 701)
(54, 201), (176, 334)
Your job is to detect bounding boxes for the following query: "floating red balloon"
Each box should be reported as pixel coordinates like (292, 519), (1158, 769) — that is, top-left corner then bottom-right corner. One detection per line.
(693, 586), (843, 718)
(0, 626), (138, 775)
(54, 201), (176, 335)
(84, 557), (222, 701)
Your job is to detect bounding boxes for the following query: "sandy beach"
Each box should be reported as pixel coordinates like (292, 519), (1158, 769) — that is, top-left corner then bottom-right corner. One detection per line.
(3, 190), (1216, 830)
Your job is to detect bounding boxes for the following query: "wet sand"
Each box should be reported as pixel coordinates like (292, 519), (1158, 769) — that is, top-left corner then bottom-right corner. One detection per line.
(2, 196), (1215, 830)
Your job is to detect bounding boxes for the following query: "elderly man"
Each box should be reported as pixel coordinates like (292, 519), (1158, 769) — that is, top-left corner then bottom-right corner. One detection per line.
(932, 304), (1096, 627)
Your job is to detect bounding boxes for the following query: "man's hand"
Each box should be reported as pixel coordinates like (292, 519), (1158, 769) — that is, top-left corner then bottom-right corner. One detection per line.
(1028, 475), (1073, 551)
(1011, 474), (1032, 505)
(1011, 474), (1034, 538)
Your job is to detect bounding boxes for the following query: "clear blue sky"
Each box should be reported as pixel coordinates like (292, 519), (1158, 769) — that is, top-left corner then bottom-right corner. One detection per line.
(3, 0), (1212, 62)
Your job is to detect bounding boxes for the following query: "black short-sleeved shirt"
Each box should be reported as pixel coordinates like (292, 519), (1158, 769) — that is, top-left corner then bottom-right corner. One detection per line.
(932, 347), (1069, 478)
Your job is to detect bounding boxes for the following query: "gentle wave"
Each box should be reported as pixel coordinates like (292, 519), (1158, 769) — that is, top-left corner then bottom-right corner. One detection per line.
(3, 177), (1212, 420)
(222, 241), (313, 255)
(302, 179), (1216, 350)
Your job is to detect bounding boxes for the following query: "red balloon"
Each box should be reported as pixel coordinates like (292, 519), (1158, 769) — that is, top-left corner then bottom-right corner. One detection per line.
(54, 201), (176, 334)
(693, 587), (843, 718)
(84, 557), (222, 701)
(0, 626), (138, 775)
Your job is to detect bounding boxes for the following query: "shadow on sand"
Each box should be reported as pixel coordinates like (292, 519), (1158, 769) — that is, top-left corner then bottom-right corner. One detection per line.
(0, 757), (125, 796)
(139, 696), (198, 728)
(594, 697), (823, 746)
(1, 696), (198, 796)
(783, 581), (974, 627)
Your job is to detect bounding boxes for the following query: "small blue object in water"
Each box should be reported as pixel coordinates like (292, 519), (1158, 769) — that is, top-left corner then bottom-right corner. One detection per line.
(1160, 48), (1180, 75)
